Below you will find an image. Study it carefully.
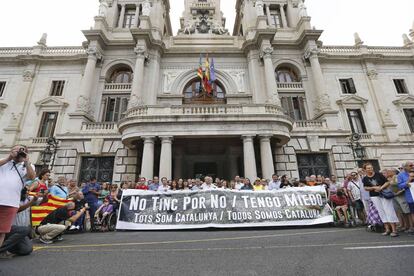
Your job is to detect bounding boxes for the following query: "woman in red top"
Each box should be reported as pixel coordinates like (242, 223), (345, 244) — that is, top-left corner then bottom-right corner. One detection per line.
(331, 188), (350, 225)
(32, 168), (50, 193)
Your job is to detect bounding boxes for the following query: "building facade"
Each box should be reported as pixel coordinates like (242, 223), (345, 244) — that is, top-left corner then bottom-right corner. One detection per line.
(0, 0), (413, 183)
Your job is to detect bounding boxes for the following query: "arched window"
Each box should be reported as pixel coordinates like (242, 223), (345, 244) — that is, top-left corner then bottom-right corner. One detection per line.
(275, 66), (300, 83)
(109, 69), (133, 83)
(183, 78), (226, 104)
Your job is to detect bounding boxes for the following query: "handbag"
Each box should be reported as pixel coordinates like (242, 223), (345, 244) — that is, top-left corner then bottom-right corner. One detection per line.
(380, 189), (395, 199)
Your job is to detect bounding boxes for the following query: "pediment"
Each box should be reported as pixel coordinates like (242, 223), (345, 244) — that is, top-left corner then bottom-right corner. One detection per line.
(34, 97), (69, 114)
(393, 95), (414, 106)
(336, 95), (368, 106)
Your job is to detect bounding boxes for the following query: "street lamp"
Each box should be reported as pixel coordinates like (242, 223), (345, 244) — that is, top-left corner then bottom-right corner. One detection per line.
(41, 137), (59, 169)
(349, 133), (366, 160)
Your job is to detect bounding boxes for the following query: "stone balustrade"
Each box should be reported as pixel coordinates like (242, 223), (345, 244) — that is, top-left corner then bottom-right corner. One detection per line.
(359, 133), (373, 140)
(277, 82), (304, 90)
(0, 47), (33, 55)
(32, 137), (49, 144)
(104, 83), (132, 92)
(293, 120), (327, 129)
(81, 122), (119, 134)
(320, 46), (412, 57)
(43, 47), (86, 55)
(125, 104), (285, 118)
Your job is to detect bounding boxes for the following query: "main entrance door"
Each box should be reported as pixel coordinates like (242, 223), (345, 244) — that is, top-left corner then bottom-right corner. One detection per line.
(173, 138), (242, 180)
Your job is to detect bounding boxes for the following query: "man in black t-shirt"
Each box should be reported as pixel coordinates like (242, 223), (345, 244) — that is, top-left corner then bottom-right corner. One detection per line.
(37, 202), (86, 244)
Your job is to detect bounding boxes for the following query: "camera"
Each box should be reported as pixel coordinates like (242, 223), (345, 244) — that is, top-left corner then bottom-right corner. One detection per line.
(40, 188), (45, 193)
(17, 147), (27, 159)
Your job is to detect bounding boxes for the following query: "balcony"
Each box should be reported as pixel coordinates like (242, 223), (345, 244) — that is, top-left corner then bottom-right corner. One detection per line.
(293, 120), (328, 130)
(277, 82), (304, 90)
(32, 137), (49, 144)
(81, 122), (119, 135)
(119, 104), (293, 145)
(103, 83), (132, 93)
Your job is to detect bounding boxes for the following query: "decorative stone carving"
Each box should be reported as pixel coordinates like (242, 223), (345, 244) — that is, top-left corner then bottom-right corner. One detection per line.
(260, 46), (274, 60)
(403, 34), (413, 47)
(98, 0), (109, 17)
(142, 0), (151, 16)
(255, 0), (264, 16)
(182, 21), (196, 34)
(9, 113), (22, 128)
(367, 69), (378, 80)
(304, 48), (319, 60)
(22, 70), (35, 82)
(76, 95), (91, 113)
(128, 94), (144, 108)
(37, 33), (47, 47)
(163, 71), (182, 93)
(212, 21), (228, 35)
(298, 0), (308, 17)
(86, 47), (102, 61)
(0, 103), (7, 118)
(315, 93), (332, 113)
(228, 70), (246, 92)
(380, 109), (396, 126)
(354, 32), (364, 47)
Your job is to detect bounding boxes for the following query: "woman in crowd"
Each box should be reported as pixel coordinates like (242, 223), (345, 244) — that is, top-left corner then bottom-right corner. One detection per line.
(67, 179), (80, 199)
(362, 163), (399, 237)
(280, 175), (292, 188)
(253, 179), (264, 191)
(183, 181), (190, 190)
(241, 178), (254, 190)
(109, 184), (121, 208)
(177, 179), (184, 190)
(170, 180), (178, 191)
(31, 169), (50, 193)
(229, 180), (236, 190)
(98, 182), (110, 206)
(94, 197), (114, 232)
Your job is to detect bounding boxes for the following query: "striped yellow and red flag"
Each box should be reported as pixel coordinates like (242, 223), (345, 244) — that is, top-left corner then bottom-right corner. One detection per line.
(31, 194), (72, 226)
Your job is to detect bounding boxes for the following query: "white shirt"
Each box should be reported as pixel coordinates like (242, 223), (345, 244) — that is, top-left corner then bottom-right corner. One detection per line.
(235, 182), (244, 190)
(0, 161), (34, 208)
(157, 185), (170, 193)
(268, 180), (281, 190)
(201, 183), (217, 190)
(13, 198), (32, 227)
(347, 180), (362, 201)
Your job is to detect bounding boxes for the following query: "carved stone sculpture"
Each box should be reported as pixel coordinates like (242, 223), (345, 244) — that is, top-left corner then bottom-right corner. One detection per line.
(255, 0), (264, 16)
(298, 0), (308, 17)
(142, 0), (151, 16)
(98, 0), (109, 17)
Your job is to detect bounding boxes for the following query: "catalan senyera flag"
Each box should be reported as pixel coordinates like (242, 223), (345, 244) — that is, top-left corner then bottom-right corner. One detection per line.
(197, 54), (204, 81)
(31, 194), (72, 226)
(203, 54), (212, 94)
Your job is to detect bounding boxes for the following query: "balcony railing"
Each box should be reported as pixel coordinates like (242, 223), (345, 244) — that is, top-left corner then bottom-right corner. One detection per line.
(320, 46), (412, 57)
(277, 82), (304, 90)
(104, 83), (132, 93)
(32, 137), (49, 144)
(293, 120), (328, 129)
(81, 122), (119, 134)
(43, 47), (85, 56)
(125, 104), (286, 118)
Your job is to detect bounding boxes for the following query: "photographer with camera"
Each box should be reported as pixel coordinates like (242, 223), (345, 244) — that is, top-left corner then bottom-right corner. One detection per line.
(0, 145), (35, 247)
(37, 202), (87, 244)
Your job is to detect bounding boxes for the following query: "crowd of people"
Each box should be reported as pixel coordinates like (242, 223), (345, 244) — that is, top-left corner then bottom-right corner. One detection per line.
(1, 145), (414, 259)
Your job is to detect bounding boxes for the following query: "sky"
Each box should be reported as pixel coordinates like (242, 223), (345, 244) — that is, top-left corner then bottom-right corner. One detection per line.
(0, 0), (412, 47)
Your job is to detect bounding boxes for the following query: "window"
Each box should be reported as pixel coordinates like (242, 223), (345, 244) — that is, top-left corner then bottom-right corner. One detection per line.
(0, 81), (6, 97)
(404, 109), (414, 133)
(269, 12), (281, 28)
(183, 79), (226, 104)
(79, 157), (115, 183)
(50, 80), (65, 96)
(347, 109), (367, 133)
(123, 9), (136, 28)
(276, 67), (299, 83)
(394, 79), (409, 94)
(297, 154), (331, 180)
(102, 96), (129, 122)
(281, 96), (307, 120)
(339, 78), (356, 94)
(109, 69), (133, 83)
(38, 112), (58, 137)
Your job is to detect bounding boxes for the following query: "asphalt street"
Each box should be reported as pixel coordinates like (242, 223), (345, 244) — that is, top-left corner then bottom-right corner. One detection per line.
(1, 226), (413, 276)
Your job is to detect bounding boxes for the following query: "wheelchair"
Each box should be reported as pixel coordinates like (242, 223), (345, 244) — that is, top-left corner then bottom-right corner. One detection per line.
(92, 204), (118, 232)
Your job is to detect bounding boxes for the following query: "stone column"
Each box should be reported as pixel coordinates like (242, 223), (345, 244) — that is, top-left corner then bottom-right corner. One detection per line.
(261, 45), (281, 105)
(118, 4), (126, 28)
(140, 136), (155, 181)
(265, 4), (273, 27)
(280, 4), (288, 28)
(159, 136), (173, 180)
(242, 136), (257, 181)
(77, 47), (101, 113)
(128, 45), (147, 108)
(260, 136), (275, 180)
(306, 49), (332, 114)
(134, 4), (140, 27)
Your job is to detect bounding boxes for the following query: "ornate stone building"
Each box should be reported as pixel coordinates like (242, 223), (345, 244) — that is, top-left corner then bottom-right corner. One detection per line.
(0, 0), (413, 183)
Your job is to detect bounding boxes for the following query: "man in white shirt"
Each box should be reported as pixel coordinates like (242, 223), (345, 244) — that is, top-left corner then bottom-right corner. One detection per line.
(234, 176), (244, 190)
(201, 176), (217, 190)
(0, 145), (36, 247)
(157, 177), (170, 193)
(347, 171), (366, 223)
(268, 174), (281, 190)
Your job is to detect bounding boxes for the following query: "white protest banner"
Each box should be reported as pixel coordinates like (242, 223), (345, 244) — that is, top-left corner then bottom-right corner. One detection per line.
(116, 186), (333, 230)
